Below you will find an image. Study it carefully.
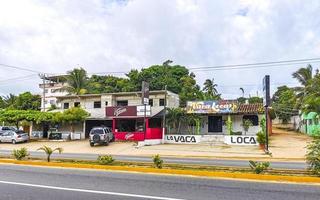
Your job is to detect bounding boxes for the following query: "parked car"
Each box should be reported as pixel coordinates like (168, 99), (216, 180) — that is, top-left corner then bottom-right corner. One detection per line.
(0, 130), (29, 144)
(0, 126), (17, 134)
(89, 127), (114, 147)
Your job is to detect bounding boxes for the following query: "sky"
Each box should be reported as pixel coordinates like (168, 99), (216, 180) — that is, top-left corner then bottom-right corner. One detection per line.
(0, 0), (320, 98)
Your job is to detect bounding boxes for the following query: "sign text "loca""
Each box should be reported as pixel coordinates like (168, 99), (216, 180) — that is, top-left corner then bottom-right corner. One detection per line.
(231, 136), (257, 144)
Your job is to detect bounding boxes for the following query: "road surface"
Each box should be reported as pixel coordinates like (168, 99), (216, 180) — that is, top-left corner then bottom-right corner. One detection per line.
(0, 163), (318, 200)
(0, 149), (308, 170)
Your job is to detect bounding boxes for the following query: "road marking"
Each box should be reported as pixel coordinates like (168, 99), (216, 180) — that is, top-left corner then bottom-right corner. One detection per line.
(0, 180), (185, 200)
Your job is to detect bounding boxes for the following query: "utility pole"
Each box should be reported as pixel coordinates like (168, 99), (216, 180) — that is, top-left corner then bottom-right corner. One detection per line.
(162, 85), (167, 144)
(39, 73), (46, 112)
(263, 75), (270, 153)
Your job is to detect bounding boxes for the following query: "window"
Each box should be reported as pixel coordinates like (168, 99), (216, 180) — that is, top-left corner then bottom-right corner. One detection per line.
(63, 102), (69, 109)
(94, 101), (101, 108)
(49, 100), (55, 105)
(149, 99), (153, 107)
(44, 89), (48, 93)
(74, 102), (80, 107)
(159, 99), (165, 106)
(117, 100), (128, 106)
(242, 115), (259, 126)
(105, 101), (108, 106)
(51, 89), (55, 93)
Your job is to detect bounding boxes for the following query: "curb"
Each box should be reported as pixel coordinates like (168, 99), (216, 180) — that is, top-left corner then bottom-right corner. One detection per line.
(0, 159), (318, 184)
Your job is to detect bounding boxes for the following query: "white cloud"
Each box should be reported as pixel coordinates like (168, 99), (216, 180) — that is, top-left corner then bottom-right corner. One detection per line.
(0, 0), (320, 98)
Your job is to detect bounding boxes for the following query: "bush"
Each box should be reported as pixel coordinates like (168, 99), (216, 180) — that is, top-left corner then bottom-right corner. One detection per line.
(256, 131), (266, 144)
(306, 136), (320, 176)
(152, 154), (163, 169)
(249, 160), (270, 174)
(12, 148), (29, 160)
(231, 131), (242, 135)
(97, 155), (115, 165)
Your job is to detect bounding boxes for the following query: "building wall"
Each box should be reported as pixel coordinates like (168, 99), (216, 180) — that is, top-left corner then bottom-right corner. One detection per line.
(56, 91), (179, 119)
(177, 114), (262, 135)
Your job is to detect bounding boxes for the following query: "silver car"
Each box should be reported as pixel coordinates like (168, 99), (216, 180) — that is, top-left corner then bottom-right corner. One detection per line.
(0, 130), (29, 144)
(89, 127), (114, 147)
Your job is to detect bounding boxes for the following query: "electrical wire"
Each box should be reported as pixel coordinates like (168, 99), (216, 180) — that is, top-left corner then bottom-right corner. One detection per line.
(0, 63), (42, 73)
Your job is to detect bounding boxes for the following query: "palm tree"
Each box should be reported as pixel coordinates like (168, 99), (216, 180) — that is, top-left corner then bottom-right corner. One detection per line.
(292, 64), (313, 86)
(239, 87), (245, 97)
(292, 64), (314, 106)
(2, 93), (16, 108)
(203, 78), (218, 99)
(37, 145), (63, 162)
(63, 68), (88, 95)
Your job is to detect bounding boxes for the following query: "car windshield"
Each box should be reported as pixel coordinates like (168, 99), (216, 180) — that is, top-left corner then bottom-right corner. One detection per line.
(90, 129), (104, 134)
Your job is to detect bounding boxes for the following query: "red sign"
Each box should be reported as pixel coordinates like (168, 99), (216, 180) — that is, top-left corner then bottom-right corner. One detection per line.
(106, 106), (137, 117)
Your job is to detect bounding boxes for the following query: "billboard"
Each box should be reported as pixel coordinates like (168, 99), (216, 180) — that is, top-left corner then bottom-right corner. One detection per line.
(186, 100), (238, 114)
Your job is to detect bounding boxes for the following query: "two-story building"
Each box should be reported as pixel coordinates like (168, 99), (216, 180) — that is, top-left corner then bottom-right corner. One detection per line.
(39, 75), (68, 111)
(55, 90), (179, 140)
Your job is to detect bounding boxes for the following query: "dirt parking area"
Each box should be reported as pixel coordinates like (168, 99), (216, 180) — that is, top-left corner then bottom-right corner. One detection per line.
(0, 128), (311, 161)
(269, 128), (311, 160)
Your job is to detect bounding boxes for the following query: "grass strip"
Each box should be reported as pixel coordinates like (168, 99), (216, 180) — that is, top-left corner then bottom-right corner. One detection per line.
(0, 158), (319, 184)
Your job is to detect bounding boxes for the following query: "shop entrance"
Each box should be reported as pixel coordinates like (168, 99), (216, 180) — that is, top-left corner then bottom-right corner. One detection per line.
(208, 116), (222, 133)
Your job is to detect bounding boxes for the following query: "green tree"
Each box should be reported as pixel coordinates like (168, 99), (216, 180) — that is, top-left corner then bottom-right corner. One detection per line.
(13, 92), (41, 110)
(301, 73), (320, 113)
(202, 78), (220, 100)
(292, 64), (313, 107)
(63, 68), (88, 95)
(57, 107), (90, 132)
(166, 107), (185, 134)
(272, 86), (297, 123)
(248, 96), (263, 104)
(1, 93), (17, 108)
(242, 119), (253, 135)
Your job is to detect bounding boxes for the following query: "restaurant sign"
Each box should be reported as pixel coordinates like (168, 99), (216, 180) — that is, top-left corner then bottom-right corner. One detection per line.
(106, 106), (137, 117)
(186, 101), (238, 114)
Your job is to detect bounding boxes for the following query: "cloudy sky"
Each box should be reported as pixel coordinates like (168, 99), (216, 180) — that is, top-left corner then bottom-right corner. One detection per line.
(0, 0), (320, 98)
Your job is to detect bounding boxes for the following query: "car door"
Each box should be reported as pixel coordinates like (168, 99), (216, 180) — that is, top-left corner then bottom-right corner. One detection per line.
(2, 132), (11, 142)
(7, 131), (14, 142)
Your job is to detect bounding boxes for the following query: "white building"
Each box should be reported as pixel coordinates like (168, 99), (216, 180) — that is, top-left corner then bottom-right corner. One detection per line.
(52, 90), (179, 139)
(39, 75), (68, 111)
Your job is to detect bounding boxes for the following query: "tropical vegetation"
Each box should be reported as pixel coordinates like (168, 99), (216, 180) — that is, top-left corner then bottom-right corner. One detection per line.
(37, 145), (63, 162)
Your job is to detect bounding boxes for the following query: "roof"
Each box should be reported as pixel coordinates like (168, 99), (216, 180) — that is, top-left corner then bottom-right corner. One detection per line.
(56, 90), (177, 99)
(237, 103), (264, 114)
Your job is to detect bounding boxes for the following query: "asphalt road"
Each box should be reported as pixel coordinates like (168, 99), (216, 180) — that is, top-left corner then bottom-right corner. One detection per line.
(0, 163), (318, 200)
(0, 149), (308, 170)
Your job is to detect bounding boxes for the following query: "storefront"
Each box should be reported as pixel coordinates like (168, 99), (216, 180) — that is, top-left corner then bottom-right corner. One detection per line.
(106, 106), (163, 141)
(165, 100), (264, 145)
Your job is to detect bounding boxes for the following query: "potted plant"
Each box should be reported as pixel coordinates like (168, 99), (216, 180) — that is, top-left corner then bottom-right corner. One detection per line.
(256, 131), (266, 149)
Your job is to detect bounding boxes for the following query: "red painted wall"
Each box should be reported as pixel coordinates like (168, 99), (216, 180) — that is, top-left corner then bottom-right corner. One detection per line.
(112, 118), (162, 141)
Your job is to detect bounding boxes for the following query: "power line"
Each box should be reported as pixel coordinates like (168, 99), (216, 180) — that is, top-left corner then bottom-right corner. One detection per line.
(0, 74), (38, 83)
(188, 57), (320, 71)
(0, 63), (42, 73)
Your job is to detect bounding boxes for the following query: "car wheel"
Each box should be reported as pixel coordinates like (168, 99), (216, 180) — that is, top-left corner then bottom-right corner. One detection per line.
(105, 138), (109, 146)
(90, 142), (94, 147)
(12, 140), (16, 144)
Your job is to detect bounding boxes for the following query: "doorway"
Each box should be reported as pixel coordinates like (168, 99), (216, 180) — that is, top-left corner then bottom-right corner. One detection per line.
(208, 116), (222, 133)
